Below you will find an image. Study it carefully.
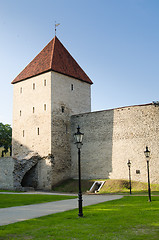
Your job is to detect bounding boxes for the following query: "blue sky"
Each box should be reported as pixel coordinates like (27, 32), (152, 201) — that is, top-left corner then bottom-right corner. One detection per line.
(0, 0), (159, 124)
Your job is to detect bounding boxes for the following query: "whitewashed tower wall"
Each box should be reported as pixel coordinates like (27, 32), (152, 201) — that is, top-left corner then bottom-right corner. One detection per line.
(12, 72), (52, 158)
(51, 71), (91, 185)
(12, 72), (52, 189)
(12, 71), (91, 189)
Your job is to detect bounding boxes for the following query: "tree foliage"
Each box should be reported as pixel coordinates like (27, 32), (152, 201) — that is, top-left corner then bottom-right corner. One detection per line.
(0, 122), (12, 157)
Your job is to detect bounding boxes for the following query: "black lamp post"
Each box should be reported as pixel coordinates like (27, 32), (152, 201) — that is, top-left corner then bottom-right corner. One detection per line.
(74, 126), (84, 217)
(144, 146), (151, 202)
(127, 160), (132, 195)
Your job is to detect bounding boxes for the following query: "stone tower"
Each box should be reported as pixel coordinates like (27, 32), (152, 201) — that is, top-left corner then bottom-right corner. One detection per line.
(12, 36), (93, 189)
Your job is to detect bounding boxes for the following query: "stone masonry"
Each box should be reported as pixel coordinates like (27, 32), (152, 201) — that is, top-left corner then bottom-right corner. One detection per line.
(50, 71), (91, 186)
(0, 158), (14, 190)
(71, 103), (159, 184)
(11, 70), (91, 190)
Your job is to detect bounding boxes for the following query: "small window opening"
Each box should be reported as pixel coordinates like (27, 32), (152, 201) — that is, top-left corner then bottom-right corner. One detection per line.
(44, 79), (47, 86)
(61, 106), (65, 113)
(20, 110), (21, 116)
(23, 130), (25, 137)
(33, 83), (35, 90)
(66, 124), (68, 134)
(44, 104), (46, 111)
(71, 84), (74, 91)
(37, 127), (40, 135)
(136, 170), (140, 174)
(33, 107), (35, 113)
(20, 87), (22, 94)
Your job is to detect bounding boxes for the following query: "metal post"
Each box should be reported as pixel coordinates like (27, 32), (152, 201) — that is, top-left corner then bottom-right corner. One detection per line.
(147, 160), (151, 202)
(78, 148), (83, 217)
(128, 165), (132, 195)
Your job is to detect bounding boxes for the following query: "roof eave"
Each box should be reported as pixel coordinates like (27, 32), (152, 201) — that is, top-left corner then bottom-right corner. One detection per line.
(11, 69), (93, 85)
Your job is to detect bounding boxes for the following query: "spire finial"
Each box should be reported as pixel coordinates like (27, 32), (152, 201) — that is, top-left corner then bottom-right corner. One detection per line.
(55, 22), (60, 36)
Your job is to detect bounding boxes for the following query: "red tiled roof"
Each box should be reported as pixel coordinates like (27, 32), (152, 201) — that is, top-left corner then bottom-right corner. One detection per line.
(12, 36), (93, 84)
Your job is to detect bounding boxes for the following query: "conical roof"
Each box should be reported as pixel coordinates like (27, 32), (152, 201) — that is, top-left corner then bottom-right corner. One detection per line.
(12, 36), (93, 84)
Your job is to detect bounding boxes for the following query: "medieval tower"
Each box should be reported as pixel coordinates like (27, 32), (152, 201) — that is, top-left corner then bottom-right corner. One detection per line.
(2, 35), (157, 192)
(11, 36), (93, 189)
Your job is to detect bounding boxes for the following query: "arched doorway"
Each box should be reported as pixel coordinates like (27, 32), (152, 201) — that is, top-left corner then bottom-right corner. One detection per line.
(21, 164), (38, 189)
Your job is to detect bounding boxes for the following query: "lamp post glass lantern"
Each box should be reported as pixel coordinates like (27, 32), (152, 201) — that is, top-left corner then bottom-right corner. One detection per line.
(144, 146), (151, 202)
(74, 126), (84, 149)
(74, 126), (84, 217)
(127, 160), (132, 194)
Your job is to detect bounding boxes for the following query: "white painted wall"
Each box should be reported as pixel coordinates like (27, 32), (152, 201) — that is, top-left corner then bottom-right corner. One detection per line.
(12, 72), (52, 158)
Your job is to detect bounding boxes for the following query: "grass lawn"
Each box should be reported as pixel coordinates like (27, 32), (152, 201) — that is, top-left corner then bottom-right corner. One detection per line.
(52, 179), (93, 193)
(52, 179), (159, 195)
(0, 190), (22, 193)
(0, 194), (76, 208)
(0, 196), (159, 239)
(99, 179), (159, 195)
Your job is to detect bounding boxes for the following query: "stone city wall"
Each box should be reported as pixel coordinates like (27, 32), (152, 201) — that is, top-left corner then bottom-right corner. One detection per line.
(0, 157), (14, 190)
(0, 156), (53, 191)
(71, 103), (159, 184)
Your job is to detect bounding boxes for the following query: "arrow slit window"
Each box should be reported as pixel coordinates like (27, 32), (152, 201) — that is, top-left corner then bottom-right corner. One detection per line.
(44, 79), (47, 86)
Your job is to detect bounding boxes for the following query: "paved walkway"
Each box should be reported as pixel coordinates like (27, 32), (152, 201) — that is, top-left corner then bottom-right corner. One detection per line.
(0, 192), (123, 226)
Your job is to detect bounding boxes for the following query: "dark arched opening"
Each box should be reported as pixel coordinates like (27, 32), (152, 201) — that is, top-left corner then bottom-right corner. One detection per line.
(21, 164), (38, 189)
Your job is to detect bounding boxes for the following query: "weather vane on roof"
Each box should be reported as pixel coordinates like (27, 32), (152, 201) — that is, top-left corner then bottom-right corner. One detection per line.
(55, 22), (60, 36)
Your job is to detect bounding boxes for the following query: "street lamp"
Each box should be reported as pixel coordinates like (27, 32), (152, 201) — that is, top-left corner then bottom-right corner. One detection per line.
(144, 146), (151, 202)
(74, 126), (84, 217)
(127, 160), (132, 195)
